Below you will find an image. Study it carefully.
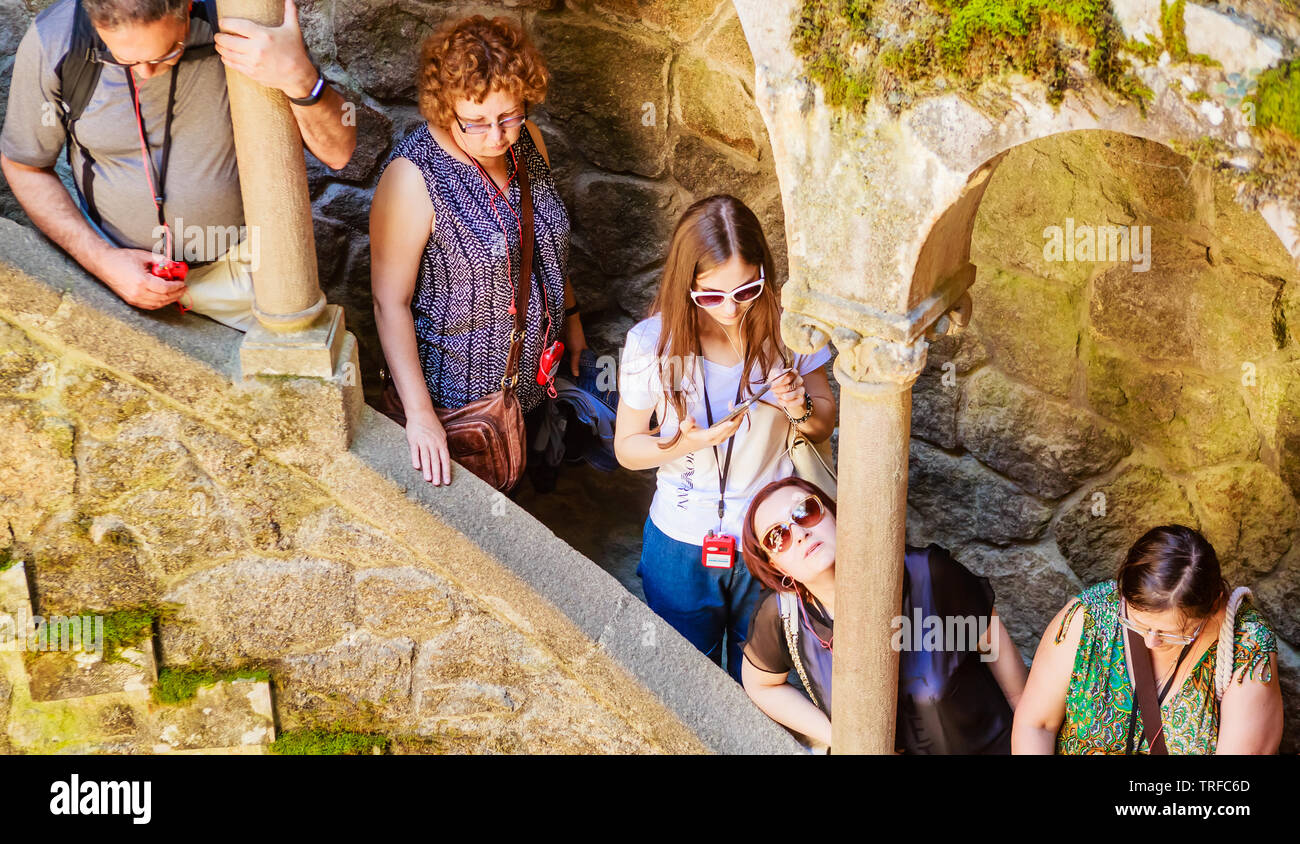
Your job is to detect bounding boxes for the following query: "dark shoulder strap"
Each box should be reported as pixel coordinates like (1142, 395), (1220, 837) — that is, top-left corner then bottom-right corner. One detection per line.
(1126, 629), (1169, 755)
(193, 0), (220, 24)
(58, 0), (105, 224)
(60, 0), (104, 129)
(500, 157), (533, 389)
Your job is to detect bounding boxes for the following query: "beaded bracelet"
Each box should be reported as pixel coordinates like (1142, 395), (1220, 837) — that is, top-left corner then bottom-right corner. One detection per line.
(787, 394), (814, 425)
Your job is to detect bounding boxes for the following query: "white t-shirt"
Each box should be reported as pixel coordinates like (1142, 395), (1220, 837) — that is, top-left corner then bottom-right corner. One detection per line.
(620, 314), (833, 546)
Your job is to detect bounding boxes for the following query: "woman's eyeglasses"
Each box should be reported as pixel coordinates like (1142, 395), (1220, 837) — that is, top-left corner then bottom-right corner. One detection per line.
(455, 107), (529, 135)
(1117, 606), (1206, 647)
(760, 495), (826, 556)
(94, 41), (186, 67)
(690, 272), (765, 309)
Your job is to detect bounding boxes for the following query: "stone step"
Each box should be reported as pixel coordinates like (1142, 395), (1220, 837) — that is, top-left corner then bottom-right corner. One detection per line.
(25, 642), (158, 703)
(4, 656), (276, 754)
(0, 563), (32, 652)
(146, 679), (276, 753)
(0, 560), (162, 701)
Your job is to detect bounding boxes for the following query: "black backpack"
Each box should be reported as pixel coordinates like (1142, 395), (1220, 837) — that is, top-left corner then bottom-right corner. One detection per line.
(51, 0), (219, 225)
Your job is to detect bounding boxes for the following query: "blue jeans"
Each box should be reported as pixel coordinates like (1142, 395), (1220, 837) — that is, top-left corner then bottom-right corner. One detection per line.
(638, 517), (763, 683)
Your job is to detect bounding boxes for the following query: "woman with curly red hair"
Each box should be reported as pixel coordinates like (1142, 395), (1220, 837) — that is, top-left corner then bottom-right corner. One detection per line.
(370, 15), (585, 487)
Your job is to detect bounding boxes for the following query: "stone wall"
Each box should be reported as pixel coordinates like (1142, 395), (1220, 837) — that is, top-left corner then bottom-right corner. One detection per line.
(909, 130), (1300, 751)
(0, 316), (663, 751)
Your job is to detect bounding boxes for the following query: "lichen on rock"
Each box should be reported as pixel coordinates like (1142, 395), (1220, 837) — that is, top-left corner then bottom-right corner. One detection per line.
(792, 0), (1151, 112)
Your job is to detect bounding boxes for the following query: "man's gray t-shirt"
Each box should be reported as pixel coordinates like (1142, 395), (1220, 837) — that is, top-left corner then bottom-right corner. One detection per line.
(0, 0), (243, 261)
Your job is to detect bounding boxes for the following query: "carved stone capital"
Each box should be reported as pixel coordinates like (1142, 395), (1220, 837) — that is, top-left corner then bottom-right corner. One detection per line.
(830, 328), (928, 399)
(923, 291), (973, 343)
(780, 310), (833, 355)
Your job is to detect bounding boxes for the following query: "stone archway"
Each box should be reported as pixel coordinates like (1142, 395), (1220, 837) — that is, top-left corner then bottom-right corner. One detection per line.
(731, 0), (1299, 752)
(909, 129), (1300, 752)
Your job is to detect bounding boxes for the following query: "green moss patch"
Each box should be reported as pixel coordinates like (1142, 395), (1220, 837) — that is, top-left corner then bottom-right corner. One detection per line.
(269, 727), (391, 756)
(98, 608), (159, 663)
(0, 546), (15, 572)
(1252, 60), (1300, 140)
(1238, 59), (1300, 202)
(153, 665), (270, 705)
(792, 0), (1151, 111)
(1159, 0), (1187, 61)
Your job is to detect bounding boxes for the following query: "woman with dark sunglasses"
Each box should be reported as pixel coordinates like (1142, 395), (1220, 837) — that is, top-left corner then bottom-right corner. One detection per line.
(614, 195), (836, 682)
(739, 477), (1028, 753)
(1014, 525), (1282, 754)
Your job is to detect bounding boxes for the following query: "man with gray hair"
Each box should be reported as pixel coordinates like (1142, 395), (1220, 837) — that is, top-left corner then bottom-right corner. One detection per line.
(0, 0), (356, 331)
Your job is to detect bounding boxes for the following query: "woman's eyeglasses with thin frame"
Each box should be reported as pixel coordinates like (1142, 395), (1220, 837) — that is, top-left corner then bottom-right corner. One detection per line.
(94, 40), (187, 67)
(1117, 602), (1207, 647)
(761, 494), (826, 556)
(690, 270), (766, 309)
(455, 106), (529, 135)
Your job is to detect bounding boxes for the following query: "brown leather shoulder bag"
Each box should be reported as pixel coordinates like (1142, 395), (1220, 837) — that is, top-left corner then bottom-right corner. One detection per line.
(379, 157), (534, 492)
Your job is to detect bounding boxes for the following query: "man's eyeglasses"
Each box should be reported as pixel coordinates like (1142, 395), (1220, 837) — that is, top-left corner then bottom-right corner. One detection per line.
(1118, 604), (1207, 647)
(690, 271), (766, 309)
(94, 41), (186, 68)
(454, 107), (528, 135)
(760, 495), (827, 556)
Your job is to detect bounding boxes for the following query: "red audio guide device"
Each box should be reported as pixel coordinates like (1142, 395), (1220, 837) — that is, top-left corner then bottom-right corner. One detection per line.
(701, 531), (736, 569)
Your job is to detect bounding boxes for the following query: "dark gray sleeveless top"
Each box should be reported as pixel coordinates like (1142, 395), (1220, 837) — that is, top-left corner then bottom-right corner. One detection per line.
(384, 124), (570, 413)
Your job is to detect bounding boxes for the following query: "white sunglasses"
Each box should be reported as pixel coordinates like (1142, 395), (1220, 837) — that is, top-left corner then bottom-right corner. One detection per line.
(689, 272), (766, 308)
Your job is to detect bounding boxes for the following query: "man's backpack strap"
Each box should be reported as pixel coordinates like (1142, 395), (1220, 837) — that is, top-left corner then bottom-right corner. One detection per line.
(57, 0), (103, 134)
(193, 0), (220, 25)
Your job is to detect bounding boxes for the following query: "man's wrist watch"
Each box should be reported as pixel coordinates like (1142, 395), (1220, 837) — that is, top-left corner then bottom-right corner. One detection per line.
(288, 68), (327, 106)
(787, 394), (814, 425)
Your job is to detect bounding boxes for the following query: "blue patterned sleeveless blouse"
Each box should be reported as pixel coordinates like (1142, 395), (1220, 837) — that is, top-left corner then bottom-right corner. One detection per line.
(384, 124), (570, 413)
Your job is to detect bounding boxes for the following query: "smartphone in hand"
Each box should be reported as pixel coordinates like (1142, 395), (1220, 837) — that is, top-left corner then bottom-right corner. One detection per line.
(715, 367), (794, 425)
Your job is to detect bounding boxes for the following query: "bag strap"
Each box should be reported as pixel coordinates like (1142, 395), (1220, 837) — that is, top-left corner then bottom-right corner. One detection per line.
(1214, 586), (1251, 701)
(501, 154), (534, 391)
(778, 591), (821, 711)
(1125, 628), (1169, 755)
(60, 1), (102, 132)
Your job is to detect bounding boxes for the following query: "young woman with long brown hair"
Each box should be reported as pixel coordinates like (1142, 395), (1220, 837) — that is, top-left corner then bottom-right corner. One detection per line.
(614, 194), (836, 681)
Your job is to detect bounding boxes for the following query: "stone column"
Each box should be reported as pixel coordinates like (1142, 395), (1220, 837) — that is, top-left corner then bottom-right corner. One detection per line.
(217, 0), (347, 380)
(826, 330), (927, 755)
(784, 297), (969, 755)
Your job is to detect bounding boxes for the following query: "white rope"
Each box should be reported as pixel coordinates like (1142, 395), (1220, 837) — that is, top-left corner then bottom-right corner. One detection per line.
(1215, 586), (1252, 702)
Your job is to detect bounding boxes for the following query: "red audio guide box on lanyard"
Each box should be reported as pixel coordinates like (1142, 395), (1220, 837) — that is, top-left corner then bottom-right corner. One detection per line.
(702, 530), (735, 569)
(536, 340), (565, 397)
(150, 260), (188, 282)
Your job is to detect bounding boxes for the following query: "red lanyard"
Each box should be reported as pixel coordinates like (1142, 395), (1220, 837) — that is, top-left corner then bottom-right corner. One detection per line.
(126, 66), (178, 258)
(467, 146), (551, 340)
(127, 65), (191, 313)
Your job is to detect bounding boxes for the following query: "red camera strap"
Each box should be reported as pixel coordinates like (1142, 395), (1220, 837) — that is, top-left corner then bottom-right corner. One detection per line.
(125, 65), (178, 256)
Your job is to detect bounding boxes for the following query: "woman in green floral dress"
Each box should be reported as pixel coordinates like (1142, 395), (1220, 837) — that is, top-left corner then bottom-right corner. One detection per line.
(1013, 525), (1283, 754)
